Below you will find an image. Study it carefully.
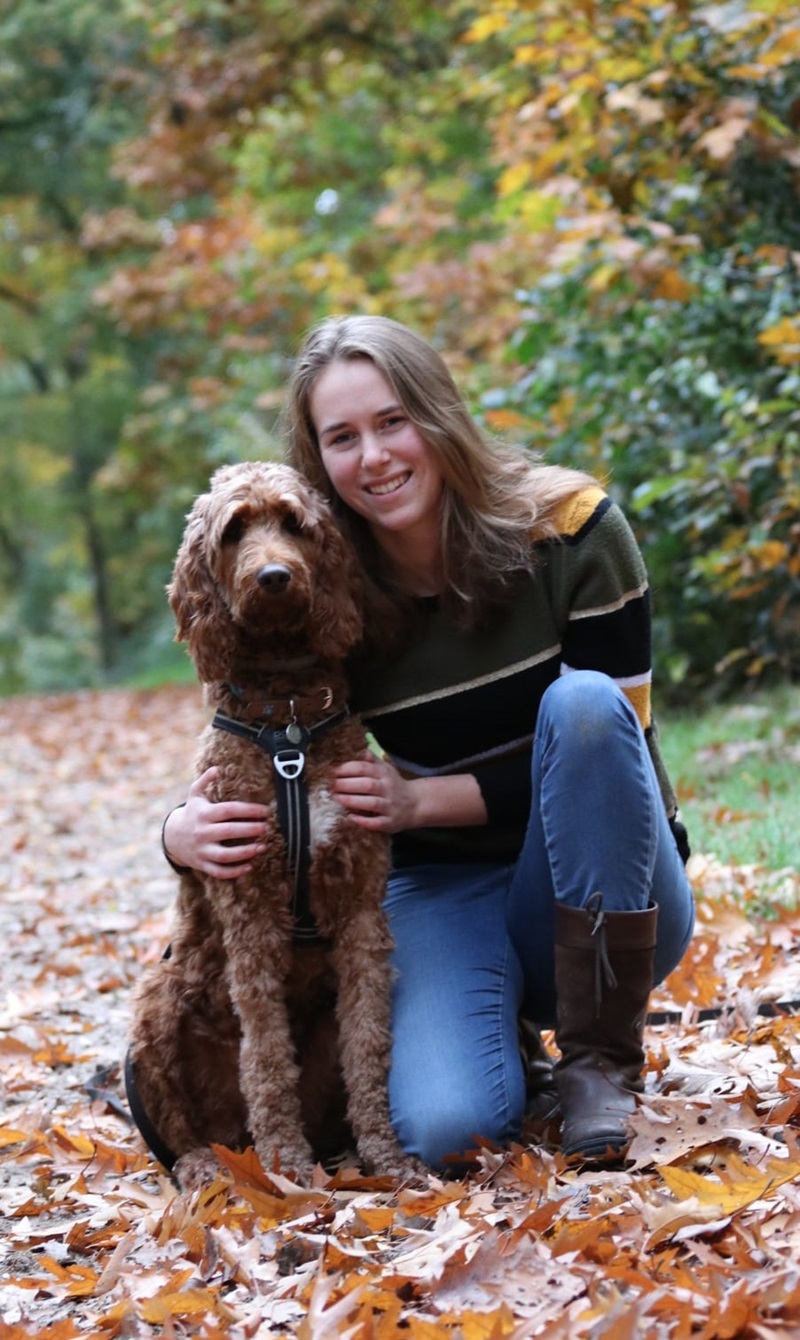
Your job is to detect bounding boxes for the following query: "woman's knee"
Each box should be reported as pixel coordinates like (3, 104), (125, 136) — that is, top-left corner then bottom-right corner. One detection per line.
(542, 669), (630, 722)
(540, 671), (637, 752)
(394, 1092), (520, 1170)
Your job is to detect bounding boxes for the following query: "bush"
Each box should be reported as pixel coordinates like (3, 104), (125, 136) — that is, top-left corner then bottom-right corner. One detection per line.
(494, 245), (800, 700)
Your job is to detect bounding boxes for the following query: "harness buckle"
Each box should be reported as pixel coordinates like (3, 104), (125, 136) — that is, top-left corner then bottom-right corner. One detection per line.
(273, 748), (305, 781)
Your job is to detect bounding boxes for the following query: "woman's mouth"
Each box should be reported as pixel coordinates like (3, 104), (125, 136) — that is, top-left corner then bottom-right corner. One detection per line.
(366, 472), (411, 497)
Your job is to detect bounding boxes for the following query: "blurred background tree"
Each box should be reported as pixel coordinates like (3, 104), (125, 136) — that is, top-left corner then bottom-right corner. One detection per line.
(1, 0), (798, 696)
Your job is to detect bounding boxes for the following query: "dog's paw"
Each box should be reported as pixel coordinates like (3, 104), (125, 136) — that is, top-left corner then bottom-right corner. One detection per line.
(254, 1138), (317, 1186)
(358, 1137), (427, 1183)
(174, 1147), (223, 1193)
(383, 1154), (428, 1183)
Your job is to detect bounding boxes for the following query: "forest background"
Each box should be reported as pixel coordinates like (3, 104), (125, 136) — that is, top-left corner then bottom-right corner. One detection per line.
(1, 0), (799, 703)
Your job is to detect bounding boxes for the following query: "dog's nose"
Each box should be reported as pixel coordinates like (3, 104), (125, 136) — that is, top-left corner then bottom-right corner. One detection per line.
(257, 563), (292, 592)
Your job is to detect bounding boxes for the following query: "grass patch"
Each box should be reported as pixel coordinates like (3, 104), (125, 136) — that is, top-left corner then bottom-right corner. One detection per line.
(657, 684), (800, 872)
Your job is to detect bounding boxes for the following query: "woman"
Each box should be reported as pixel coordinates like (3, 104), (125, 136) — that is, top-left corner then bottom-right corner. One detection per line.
(163, 314), (695, 1168)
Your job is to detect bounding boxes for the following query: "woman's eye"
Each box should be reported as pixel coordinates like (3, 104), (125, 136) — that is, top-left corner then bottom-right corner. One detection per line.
(222, 515), (244, 545)
(380, 415), (408, 435)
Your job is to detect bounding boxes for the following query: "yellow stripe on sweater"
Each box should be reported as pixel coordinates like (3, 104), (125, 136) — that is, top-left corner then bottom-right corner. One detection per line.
(553, 486), (607, 539)
(623, 680), (651, 730)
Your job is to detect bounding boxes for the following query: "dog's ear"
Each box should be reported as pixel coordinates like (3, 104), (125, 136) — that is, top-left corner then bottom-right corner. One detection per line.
(168, 493), (237, 683)
(310, 511), (365, 659)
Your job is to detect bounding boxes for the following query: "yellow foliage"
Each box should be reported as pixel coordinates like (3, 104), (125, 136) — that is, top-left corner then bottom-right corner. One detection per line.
(463, 12), (510, 43)
(522, 195), (559, 231)
(726, 62), (772, 79)
(497, 162), (532, 196)
(750, 540), (789, 569)
(530, 142), (571, 179)
(549, 389), (577, 428)
(587, 262), (619, 292)
(595, 56), (648, 81)
(761, 28), (800, 62)
(757, 315), (800, 363)
(659, 1149), (800, 1215)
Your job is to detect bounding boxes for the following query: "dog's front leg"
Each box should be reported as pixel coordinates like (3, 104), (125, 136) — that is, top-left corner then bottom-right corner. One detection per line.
(215, 904), (316, 1181)
(331, 909), (422, 1180)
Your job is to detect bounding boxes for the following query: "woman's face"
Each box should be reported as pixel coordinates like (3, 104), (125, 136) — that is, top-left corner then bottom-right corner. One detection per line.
(310, 358), (444, 546)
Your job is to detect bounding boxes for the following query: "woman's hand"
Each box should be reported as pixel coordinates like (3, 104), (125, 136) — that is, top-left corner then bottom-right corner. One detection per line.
(333, 753), (488, 833)
(332, 753), (420, 833)
(162, 767), (270, 879)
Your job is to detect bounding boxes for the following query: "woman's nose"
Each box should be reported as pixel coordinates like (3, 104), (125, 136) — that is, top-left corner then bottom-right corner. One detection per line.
(360, 431), (389, 467)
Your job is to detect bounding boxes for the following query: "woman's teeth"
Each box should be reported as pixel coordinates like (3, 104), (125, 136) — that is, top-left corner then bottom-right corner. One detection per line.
(368, 473), (410, 496)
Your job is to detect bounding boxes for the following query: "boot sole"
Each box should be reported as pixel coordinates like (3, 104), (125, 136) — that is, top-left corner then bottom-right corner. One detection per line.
(563, 1136), (630, 1167)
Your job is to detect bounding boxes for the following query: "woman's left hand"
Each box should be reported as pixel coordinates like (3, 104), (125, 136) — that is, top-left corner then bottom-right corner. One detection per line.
(333, 754), (488, 833)
(332, 752), (419, 833)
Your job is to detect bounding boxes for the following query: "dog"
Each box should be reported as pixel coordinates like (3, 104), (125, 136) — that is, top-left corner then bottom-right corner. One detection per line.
(126, 461), (416, 1189)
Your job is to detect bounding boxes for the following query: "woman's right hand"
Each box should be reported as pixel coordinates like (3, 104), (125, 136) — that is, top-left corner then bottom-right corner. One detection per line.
(162, 767), (270, 879)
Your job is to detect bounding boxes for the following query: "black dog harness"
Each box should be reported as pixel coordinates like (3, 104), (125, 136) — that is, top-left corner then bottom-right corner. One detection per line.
(212, 701), (349, 944)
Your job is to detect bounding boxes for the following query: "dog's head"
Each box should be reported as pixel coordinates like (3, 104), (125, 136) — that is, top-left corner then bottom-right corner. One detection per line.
(168, 461), (364, 683)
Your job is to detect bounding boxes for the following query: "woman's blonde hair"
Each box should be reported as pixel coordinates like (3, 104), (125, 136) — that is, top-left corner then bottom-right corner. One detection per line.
(284, 314), (595, 644)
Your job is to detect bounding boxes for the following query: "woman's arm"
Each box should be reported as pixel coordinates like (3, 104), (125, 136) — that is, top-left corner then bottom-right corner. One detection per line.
(333, 753), (488, 833)
(162, 767), (270, 879)
(164, 751), (488, 874)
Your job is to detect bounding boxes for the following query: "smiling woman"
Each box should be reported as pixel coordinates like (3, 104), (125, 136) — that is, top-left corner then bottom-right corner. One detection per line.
(161, 313), (696, 1174)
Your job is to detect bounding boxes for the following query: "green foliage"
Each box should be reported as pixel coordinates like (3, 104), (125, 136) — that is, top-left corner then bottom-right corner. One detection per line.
(1, 0), (799, 693)
(497, 246), (800, 697)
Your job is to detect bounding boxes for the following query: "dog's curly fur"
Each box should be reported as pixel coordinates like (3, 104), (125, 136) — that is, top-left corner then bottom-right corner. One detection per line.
(127, 461), (415, 1189)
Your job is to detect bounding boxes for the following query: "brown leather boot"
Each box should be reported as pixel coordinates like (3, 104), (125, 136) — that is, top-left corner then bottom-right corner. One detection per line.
(554, 893), (657, 1164)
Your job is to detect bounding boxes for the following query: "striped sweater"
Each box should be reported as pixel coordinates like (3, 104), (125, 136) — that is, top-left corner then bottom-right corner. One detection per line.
(348, 486), (681, 868)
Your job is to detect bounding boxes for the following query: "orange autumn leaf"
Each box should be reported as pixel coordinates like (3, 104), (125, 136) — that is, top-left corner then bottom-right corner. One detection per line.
(353, 1205), (400, 1233)
(37, 1256), (99, 1298)
(138, 1287), (230, 1324)
(483, 408), (527, 431)
(0, 1127), (32, 1147)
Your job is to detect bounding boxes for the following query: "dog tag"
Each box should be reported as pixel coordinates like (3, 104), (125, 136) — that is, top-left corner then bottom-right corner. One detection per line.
(286, 721), (305, 746)
(273, 748), (305, 780)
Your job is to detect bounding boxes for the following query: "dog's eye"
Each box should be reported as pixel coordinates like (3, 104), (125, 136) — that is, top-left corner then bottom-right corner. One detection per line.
(282, 512), (303, 535)
(222, 515), (245, 545)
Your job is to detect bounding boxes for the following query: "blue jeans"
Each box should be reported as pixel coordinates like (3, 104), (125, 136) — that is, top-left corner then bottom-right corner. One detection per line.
(385, 671), (695, 1167)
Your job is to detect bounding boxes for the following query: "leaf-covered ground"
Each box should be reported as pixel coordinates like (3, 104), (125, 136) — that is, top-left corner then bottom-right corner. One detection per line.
(1, 686), (799, 1339)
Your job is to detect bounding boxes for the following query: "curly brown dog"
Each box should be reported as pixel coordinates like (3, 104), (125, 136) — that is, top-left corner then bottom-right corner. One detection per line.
(126, 461), (416, 1189)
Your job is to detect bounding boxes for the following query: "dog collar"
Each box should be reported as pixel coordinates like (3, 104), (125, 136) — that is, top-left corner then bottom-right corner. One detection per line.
(224, 682), (335, 723)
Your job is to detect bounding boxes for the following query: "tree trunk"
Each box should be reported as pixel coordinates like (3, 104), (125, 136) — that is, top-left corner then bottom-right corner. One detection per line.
(82, 502), (118, 675)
